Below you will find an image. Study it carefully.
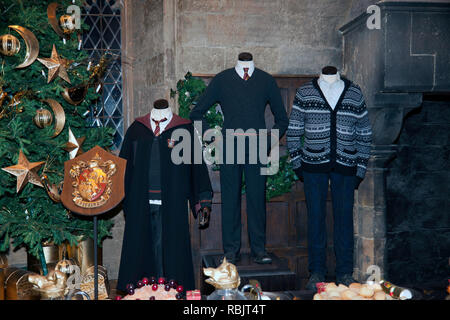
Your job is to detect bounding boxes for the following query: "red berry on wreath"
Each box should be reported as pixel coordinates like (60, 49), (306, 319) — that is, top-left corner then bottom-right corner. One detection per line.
(176, 285), (184, 293)
(149, 296), (155, 300)
(137, 280), (144, 288)
(127, 288), (135, 295)
(164, 284), (171, 291)
(158, 277), (166, 284)
(142, 277), (149, 286)
(152, 284), (158, 291)
(126, 283), (135, 291)
(115, 296), (122, 300)
(176, 293), (183, 300)
(150, 276), (156, 284)
(169, 279), (177, 288)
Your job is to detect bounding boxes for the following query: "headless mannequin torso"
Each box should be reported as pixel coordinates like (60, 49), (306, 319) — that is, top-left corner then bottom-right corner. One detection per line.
(235, 52), (255, 79)
(150, 99), (173, 134)
(318, 66), (345, 110)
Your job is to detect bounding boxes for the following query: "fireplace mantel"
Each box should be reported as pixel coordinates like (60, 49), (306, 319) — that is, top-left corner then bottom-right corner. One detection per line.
(339, 0), (450, 282)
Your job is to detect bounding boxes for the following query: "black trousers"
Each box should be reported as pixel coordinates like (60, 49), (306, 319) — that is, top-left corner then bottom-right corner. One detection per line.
(219, 136), (268, 257)
(149, 203), (164, 278)
(302, 171), (356, 278)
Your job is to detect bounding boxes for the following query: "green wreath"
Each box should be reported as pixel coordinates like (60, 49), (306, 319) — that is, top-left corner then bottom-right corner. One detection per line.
(171, 72), (298, 200)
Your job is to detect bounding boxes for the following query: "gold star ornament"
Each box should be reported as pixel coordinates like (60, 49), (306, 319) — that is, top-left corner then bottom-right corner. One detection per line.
(2, 150), (45, 193)
(37, 44), (71, 83)
(63, 127), (85, 159)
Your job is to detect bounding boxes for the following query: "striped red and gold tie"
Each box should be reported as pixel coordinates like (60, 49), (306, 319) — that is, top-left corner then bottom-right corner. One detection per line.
(243, 67), (250, 81)
(152, 118), (167, 136)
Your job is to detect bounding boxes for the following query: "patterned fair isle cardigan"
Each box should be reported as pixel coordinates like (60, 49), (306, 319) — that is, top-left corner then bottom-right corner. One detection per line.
(287, 78), (372, 179)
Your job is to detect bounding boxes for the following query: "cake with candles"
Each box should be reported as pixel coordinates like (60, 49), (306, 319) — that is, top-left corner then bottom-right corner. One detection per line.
(116, 276), (184, 300)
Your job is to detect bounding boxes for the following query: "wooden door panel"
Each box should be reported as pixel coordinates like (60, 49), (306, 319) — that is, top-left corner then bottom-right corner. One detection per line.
(265, 201), (290, 248)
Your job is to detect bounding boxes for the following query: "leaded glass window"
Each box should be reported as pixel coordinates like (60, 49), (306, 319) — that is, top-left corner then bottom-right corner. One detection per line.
(82, 0), (123, 149)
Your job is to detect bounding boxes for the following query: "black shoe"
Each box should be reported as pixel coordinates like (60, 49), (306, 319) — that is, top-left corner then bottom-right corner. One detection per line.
(336, 274), (356, 287)
(305, 273), (326, 291)
(219, 252), (241, 265)
(253, 252), (272, 264)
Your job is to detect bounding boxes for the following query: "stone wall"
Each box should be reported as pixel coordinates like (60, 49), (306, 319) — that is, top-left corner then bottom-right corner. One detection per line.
(386, 97), (450, 285)
(176, 0), (352, 78)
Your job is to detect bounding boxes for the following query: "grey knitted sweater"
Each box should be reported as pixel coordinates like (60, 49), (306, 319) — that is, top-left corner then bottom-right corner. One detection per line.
(287, 78), (372, 179)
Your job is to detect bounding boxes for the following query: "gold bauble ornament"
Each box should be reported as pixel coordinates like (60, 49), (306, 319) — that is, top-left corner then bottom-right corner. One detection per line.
(8, 25), (40, 69)
(59, 15), (76, 34)
(0, 34), (20, 56)
(33, 107), (53, 128)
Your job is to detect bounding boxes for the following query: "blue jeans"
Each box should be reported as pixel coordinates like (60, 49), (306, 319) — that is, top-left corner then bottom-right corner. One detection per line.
(303, 171), (356, 278)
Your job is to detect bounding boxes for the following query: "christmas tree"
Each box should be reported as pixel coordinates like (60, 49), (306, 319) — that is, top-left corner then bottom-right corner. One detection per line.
(0, 0), (115, 273)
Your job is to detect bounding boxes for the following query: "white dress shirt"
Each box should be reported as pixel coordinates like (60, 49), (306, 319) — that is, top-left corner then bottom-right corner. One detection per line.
(318, 72), (345, 110)
(150, 107), (173, 134)
(235, 60), (255, 79)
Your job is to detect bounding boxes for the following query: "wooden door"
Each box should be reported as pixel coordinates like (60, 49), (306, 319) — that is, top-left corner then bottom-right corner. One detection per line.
(189, 74), (337, 290)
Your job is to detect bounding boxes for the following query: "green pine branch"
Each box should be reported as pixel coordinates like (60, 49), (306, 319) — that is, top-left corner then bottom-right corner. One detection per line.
(0, 0), (115, 258)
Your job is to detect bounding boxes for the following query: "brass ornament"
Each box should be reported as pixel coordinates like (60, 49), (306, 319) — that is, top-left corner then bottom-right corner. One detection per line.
(63, 127), (85, 159)
(33, 107), (53, 128)
(61, 55), (109, 105)
(42, 98), (66, 137)
(47, 2), (66, 38)
(0, 87), (8, 106)
(0, 90), (28, 119)
(8, 25), (40, 69)
(0, 87), (8, 119)
(28, 270), (67, 299)
(1, 150), (45, 193)
(59, 14), (76, 34)
(70, 152), (117, 209)
(37, 44), (71, 83)
(41, 174), (62, 203)
(0, 34), (20, 56)
(203, 257), (241, 290)
(61, 84), (88, 105)
(79, 265), (109, 300)
(4, 267), (40, 300)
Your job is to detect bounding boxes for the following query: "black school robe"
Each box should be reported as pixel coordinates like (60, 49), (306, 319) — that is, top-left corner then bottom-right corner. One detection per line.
(117, 113), (213, 291)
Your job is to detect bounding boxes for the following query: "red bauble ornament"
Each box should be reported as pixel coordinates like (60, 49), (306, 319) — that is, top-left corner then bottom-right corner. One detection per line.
(152, 284), (158, 291)
(142, 277), (149, 286)
(158, 277), (166, 285)
(176, 285), (184, 293)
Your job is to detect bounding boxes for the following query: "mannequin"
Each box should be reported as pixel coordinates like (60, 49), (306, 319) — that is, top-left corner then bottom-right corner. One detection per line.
(235, 52), (255, 80)
(318, 66), (345, 110)
(321, 66), (339, 83)
(149, 99), (211, 225)
(150, 99), (173, 132)
(190, 52), (289, 265)
(287, 65), (372, 290)
(117, 98), (213, 291)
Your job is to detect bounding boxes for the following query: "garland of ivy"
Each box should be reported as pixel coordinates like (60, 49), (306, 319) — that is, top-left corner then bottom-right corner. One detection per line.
(171, 72), (298, 200)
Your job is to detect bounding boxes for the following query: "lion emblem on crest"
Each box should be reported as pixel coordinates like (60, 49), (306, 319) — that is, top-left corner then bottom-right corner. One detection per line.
(70, 153), (116, 208)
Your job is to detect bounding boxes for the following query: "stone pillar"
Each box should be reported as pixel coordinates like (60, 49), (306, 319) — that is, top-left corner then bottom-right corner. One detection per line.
(353, 146), (396, 282)
(340, 1), (450, 282)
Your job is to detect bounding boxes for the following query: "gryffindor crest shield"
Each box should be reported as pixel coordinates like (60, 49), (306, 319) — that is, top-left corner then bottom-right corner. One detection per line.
(61, 146), (126, 216)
